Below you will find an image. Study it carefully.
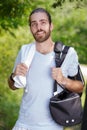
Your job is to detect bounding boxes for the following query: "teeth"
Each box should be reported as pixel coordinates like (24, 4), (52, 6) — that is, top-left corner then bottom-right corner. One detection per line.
(37, 32), (43, 34)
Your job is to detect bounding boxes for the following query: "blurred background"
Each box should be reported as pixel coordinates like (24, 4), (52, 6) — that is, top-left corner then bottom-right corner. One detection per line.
(0, 0), (87, 130)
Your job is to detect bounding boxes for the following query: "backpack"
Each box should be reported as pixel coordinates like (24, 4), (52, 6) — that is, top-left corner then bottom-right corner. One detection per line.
(49, 41), (84, 126)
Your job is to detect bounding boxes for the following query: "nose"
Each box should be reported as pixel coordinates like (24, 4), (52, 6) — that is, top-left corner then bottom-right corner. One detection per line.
(37, 23), (41, 31)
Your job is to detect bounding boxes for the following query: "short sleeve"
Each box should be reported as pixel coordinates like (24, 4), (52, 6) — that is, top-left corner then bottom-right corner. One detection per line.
(61, 47), (79, 77)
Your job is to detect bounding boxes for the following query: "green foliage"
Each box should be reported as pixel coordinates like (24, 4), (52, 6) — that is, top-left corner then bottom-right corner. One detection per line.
(0, 0), (27, 28)
(0, 26), (33, 129)
(52, 3), (87, 63)
(52, 0), (87, 8)
(0, 0), (53, 30)
(0, 0), (86, 30)
(0, 0), (87, 129)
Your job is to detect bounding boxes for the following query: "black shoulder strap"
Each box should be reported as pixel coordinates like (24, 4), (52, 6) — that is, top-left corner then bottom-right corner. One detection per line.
(54, 41), (69, 67)
(54, 41), (85, 96)
(54, 41), (70, 93)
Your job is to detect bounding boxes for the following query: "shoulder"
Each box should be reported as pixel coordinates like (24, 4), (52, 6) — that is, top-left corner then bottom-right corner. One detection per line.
(68, 47), (77, 55)
(21, 42), (34, 51)
(65, 46), (78, 60)
(19, 42), (35, 55)
(62, 46), (78, 68)
(62, 46), (79, 76)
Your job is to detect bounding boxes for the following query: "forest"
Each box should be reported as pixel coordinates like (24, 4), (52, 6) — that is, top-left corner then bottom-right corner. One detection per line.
(0, 0), (87, 129)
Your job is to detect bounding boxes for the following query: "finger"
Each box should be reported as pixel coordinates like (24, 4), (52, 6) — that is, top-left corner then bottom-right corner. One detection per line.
(20, 63), (28, 70)
(15, 64), (28, 76)
(51, 72), (57, 80)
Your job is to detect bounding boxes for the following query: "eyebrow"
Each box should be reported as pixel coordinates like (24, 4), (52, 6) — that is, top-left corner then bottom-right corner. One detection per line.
(31, 19), (48, 23)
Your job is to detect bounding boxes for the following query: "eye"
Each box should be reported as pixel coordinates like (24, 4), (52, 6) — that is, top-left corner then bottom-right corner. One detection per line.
(31, 22), (37, 28)
(41, 21), (47, 26)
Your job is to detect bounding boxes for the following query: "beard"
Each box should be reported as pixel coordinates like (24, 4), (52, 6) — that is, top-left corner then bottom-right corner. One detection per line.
(32, 28), (51, 43)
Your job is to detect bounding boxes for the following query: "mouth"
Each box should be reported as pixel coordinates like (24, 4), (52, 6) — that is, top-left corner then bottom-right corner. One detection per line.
(36, 31), (45, 36)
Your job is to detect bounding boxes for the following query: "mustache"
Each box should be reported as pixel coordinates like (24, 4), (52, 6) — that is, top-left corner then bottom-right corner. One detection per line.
(35, 29), (45, 35)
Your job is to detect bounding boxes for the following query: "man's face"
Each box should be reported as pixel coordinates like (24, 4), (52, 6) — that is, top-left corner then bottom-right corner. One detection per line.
(30, 12), (53, 43)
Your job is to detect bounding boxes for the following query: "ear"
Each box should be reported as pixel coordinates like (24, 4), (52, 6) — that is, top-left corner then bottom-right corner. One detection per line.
(50, 23), (53, 31)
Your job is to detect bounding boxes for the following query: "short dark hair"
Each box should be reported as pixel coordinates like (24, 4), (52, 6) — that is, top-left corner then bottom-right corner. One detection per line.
(29, 8), (52, 26)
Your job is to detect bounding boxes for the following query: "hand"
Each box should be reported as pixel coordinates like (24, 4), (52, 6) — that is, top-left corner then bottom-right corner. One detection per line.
(13, 63), (28, 77)
(51, 67), (65, 85)
(51, 67), (84, 93)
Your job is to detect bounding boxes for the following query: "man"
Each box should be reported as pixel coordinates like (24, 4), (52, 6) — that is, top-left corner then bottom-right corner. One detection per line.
(8, 8), (84, 130)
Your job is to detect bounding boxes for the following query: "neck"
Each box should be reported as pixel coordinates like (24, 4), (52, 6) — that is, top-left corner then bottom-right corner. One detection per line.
(36, 39), (54, 54)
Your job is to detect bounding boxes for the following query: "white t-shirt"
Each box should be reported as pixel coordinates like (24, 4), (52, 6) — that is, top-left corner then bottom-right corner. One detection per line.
(12, 43), (78, 130)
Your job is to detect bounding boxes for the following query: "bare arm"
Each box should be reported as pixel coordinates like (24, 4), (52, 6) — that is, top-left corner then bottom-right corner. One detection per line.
(52, 67), (84, 93)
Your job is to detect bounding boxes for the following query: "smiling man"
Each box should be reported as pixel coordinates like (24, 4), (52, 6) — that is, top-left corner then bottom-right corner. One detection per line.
(8, 8), (84, 130)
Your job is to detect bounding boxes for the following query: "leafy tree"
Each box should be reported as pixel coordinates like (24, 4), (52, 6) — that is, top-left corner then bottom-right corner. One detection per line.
(52, 0), (85, 8)
(0, 0), (86, 30)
